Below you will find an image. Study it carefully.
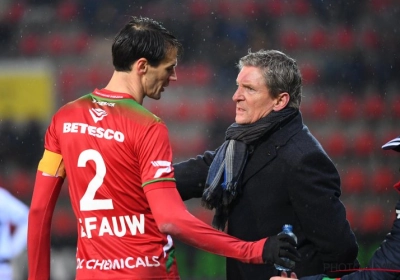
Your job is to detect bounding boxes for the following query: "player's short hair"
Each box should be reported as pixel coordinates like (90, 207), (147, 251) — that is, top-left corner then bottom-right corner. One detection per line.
(237, 49), (302, 109)
(112, 16), (183, 71)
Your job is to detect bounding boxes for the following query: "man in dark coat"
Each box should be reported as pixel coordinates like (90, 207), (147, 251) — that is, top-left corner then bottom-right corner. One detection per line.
(173, 49), (359, 279)
(272, 136), (400, 280)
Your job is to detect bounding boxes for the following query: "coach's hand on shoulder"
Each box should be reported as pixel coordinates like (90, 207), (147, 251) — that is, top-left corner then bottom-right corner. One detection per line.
(262, 234), (301, 269)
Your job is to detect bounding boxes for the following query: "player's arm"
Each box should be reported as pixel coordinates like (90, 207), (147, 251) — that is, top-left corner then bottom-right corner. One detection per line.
(28, 149), (65, 280)
(145, 182), (299, 266)
(145, 182), (266, 263)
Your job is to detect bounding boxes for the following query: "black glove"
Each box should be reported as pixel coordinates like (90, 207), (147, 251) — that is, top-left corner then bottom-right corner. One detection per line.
(262, 234), (301, 269)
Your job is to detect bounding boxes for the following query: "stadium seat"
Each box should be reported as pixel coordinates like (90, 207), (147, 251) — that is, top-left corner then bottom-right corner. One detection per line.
(300, 63), (319, 85)
(345, 205), (358, 229)
(279, 30), (302, 51)
(341, 167), (367, 194)
(368, 0), (391, 13)
(370, 167), (395, 193)
(264, 0), (285, 17)
(353, 131), (376, 157)
(336, 94), (358, 121)
(324, 132), (347, 158)
(362, 94), (385, 120)
(241, 0), (262, 17)
(72, 33), (91, 54)
(47, 33), (67, 56)
(292, 0), (311, 16)
(59, 66), (81, 100)
(192, 63), (213, 86)
(19, 34), (40, 56)
(56, 1), (79, 22)
(5, 2), (25, 23)
(10, 169), (33, 200)
(390, 95), (400, 118)
(308, 28), (328, 50)
(361, 28), (380, 50)
(359, 205), (385, 233)
(52, 207), (76, 237)
(307, 95), (329, 119)
(188, 0), (211, 17)
(334, 27), (355, 51)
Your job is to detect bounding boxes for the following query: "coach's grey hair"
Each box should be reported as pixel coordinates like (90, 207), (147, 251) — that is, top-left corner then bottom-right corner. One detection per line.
(237, 49), (302, 109)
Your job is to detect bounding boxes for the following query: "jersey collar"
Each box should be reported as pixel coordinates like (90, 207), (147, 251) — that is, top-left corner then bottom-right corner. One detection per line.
(93, 88), (136, 100)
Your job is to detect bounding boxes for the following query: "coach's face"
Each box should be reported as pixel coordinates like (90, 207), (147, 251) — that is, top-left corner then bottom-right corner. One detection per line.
(233, 66), (280, 124)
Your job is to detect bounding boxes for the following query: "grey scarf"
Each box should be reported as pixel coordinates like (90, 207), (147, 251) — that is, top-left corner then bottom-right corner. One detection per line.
(201, 107), (298, 230)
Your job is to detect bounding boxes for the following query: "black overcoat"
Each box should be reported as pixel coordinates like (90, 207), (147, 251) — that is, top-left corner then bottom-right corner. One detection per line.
(174, 112), (359, 279)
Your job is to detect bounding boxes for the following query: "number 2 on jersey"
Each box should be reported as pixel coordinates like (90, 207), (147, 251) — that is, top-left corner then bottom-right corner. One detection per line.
(78, 149), (114, 211)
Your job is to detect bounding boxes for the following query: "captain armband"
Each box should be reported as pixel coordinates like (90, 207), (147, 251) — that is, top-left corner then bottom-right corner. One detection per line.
(38, 149), (66, 178)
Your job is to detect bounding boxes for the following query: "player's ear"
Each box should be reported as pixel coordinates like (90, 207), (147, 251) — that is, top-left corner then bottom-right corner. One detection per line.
(135, 58), (148, 75)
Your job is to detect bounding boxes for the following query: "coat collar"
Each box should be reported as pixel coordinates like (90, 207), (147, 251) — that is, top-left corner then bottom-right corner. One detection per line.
(241, 112), (304, 184)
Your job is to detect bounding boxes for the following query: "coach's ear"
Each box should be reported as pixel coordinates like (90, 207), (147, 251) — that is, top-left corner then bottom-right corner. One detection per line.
(273, 92), (289, 111)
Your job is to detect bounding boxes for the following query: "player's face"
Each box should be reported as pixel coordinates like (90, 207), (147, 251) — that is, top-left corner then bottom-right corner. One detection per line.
(232, 66), (278, 124)
(144, 48), (178, 100)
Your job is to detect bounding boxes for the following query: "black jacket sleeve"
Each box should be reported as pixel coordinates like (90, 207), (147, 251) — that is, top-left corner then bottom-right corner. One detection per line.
(173, 150), (216, 201)
(287, 148), (358, 271)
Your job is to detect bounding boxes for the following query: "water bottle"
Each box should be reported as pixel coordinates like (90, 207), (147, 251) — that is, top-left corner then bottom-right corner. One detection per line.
(274, 224), (297, 271)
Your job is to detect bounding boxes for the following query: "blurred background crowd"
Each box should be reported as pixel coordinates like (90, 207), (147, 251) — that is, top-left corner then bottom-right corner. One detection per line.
(1, 0), (400, 279)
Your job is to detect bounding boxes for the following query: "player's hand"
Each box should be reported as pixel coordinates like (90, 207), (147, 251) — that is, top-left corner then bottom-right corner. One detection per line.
(270, 271), (298, 279)
(262, 234), (301, 269)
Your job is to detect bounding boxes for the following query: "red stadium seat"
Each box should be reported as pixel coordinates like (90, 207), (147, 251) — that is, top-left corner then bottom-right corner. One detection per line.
(19, 34), (40, 56)
(341, 167), (366, 194)
(280, 30), (302, 51)
(72, 33), (91, 54)
(59, 66), (81, 100)
(10, 169), (33, 200)
(300, 63), (319, 85)
(324, 132), (347, 158)
(308, 28), (329, 50)
(264, 0), (286, 17)
(56, 1), (79, 22)
(334, 27), (355, 51)
(292, 0), (311, 16)
(192, 63), (213, 86)
(359, 205), (385, 233)
(368, 0), (392, 13)
(390, 95), (400, 118)
(362, 94), (385, 120)
(370, 167), (395, 193)
(353, 131), (376, 157)
(308, 95), (329, 119)
(361, 29), (380, 50)
(4, 3), (25, 23)
(189, 0), (211, 17)
(52, 207), (76, 237)
(336, 94), (358, 121)
(345, 205), (358, 229)
(47, 33), (67, 56)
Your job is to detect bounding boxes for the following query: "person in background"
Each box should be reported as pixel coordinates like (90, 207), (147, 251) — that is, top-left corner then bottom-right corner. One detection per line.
(173, 49), (359, 279)
(271, 135), (400, 280)
(27, 17), (300, 280)
(0, 186), (29, 280)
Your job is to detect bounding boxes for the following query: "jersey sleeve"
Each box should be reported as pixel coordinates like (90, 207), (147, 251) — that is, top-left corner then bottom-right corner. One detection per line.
(145, 182), (266, 264)
(138, 121), (175, 190)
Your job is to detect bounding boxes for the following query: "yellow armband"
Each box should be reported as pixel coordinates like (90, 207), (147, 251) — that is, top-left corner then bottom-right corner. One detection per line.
(38, 149), (66, 178)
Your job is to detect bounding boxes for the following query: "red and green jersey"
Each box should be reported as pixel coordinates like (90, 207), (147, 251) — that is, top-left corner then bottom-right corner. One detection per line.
(45, 88), (179, 279)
